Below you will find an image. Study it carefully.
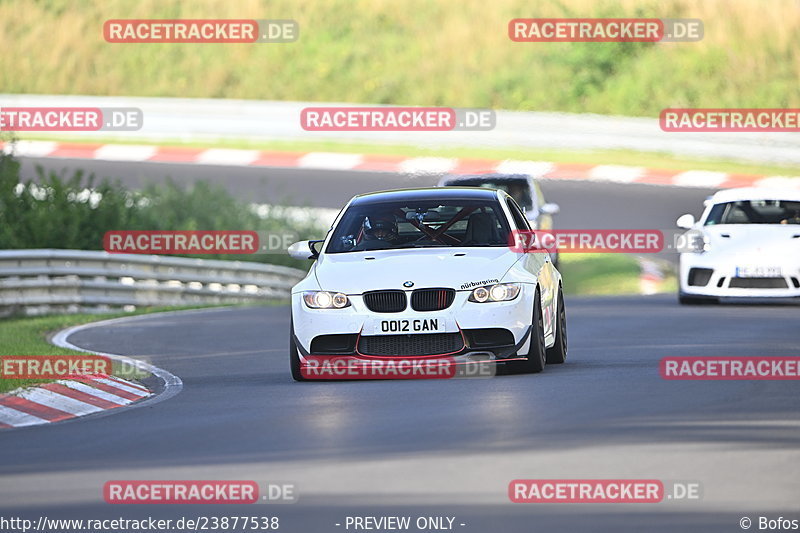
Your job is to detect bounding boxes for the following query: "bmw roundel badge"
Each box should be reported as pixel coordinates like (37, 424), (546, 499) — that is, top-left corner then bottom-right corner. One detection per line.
(403, 281), (414, 288)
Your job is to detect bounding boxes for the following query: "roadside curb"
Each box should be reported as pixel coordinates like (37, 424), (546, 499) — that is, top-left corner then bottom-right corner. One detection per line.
(0, 374), (152, 428)
(3, 140), (799, 189)
(0, 314), (184, 429)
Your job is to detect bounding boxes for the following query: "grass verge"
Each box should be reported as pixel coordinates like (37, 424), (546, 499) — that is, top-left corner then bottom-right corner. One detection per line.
(559, 253), (676, 296)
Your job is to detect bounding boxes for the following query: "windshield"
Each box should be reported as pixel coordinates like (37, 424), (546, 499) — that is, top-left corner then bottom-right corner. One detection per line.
(326, 198), (511, 253)
(705, 200), (800, 225)
(444, 178), (533, 208)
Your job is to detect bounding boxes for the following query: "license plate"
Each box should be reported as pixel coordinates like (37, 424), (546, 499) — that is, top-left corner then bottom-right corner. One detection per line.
(735, 266), (782, 278)
(375, 318), (446, 335)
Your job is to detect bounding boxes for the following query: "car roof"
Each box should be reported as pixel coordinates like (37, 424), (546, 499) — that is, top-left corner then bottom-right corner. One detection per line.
(709, 187), (800, 203)
(441, 173), (532, 184)
(350, 187), (502, 205)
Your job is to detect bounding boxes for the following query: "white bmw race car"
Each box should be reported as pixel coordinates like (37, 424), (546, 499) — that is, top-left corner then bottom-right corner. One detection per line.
(677, 187), (800, 304)
(286, 187), (568, 381)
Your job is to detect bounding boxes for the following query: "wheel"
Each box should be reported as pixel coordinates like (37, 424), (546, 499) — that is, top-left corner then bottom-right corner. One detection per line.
(546, 288), (567, 364)
(507, 288), (546, 374)
(678, 292), (718, 305)
(289, 317), (308, 381)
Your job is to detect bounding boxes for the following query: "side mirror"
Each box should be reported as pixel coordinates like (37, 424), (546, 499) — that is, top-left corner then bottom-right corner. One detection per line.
(540, 203), (560, 215)
(288, 240), (323, 260)
(676, 214), (696, 229)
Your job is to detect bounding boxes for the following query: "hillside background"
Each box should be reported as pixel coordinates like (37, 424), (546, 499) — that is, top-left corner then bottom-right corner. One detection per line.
(2, 0), (797, 116)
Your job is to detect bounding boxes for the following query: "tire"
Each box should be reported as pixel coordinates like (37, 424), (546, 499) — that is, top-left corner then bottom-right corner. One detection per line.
(507, 288), (546, 374)
(678, 292), (718, 305)
(289, 317), (307, 382)
(546, 288), (567, 364)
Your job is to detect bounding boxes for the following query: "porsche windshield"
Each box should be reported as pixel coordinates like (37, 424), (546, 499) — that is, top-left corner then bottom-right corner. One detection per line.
(705, 200), (800, 225)
(326, 199), (511, 253)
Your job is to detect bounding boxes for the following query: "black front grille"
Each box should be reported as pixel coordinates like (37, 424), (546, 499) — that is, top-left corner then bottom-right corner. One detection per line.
(358, 333), (464, 356)
(411, 288), (456, 311)
(728, 277), (788, 289)
(363, 290), (407, 313)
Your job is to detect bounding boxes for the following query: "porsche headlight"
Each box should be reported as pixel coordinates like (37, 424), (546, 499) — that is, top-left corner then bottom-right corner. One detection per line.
(303, 291), (351, 309)
(469, 283), (521, 303)
(688, 233), (711, 253)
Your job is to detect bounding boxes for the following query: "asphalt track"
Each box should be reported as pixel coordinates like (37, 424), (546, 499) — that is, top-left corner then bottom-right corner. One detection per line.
(1, 298), (799, 532)
(2, 157), (799, 532)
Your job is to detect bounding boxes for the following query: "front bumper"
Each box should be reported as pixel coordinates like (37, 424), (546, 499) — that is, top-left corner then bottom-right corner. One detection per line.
(291, 285), (536, 365)
(679, 254), (800, 298)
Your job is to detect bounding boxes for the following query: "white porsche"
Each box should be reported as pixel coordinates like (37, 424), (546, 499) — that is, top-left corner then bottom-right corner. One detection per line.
(676, 187), (800, 304)
(286, 187), (568, 381)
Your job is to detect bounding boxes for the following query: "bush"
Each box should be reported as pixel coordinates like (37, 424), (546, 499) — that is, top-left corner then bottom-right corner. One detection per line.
(0, 147), (323, 269)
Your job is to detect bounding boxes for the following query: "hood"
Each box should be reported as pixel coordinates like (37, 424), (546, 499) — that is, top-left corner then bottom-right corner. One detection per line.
(702, 224), (800, 257)
(314, 247), (521, 294)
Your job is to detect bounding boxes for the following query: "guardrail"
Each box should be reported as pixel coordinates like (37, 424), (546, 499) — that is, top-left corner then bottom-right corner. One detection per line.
(0, 249), (306, 317)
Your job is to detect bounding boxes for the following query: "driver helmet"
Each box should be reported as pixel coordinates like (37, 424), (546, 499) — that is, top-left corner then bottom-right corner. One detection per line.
(363, 215), (398, 242)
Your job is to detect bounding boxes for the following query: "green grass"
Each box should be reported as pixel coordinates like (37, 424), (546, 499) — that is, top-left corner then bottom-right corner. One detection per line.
(559, 253), (675, 296)
(0, 314), (103, 394)
(17, 134), (800, 177)
(1, 0), (797, 117)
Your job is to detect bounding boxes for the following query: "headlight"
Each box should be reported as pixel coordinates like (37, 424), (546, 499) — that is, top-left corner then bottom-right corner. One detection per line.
(303, 291), (351, 309)
(687, 232), (711, 253)
(469, 283), (521, 303)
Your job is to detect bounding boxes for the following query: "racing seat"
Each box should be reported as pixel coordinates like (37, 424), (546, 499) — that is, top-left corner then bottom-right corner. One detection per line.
(461, 212), (500, 245)
(727, 206), (752, 224)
